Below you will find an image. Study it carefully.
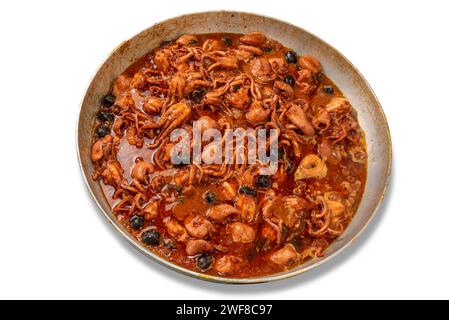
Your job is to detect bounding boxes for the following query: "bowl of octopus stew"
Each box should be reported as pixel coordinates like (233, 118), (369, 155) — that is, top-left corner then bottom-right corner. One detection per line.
(77, 11), (391, 283)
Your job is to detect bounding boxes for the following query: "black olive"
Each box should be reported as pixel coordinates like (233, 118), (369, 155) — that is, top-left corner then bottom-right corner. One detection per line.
(204, 191), (218, 205)
(190, 88), (207, 103)
(255, 175), (272, 189)
(239, 186), (257, 197)
(97, 111), (114, 122)
(196, 254), (213, 271)
(96, 126), (110, 138)
(101, 94), (116, 107)
(263, 47), (272, 52)
(285, 50), (297, 64)
(233, 84), (241, 92)
(284, 75), (295, 86)
(141, 230), (160, 246)
(129, 215), (144, 230)
(222, 37), (232, 46)
(323, 86), (334, 94)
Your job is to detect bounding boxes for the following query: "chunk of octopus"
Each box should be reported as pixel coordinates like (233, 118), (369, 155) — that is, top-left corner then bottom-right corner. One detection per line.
(260, 223), (277, 243)
(184, 79), (209, 96)
(160, 142), (175, 163)
(325, 97), (351, 114)
(230, 222), (256, 243)
(168, 74), (186, 102)
(91, 140), (104, 162)
(318, 140), (332, 161)
(251, 57), (276, 83)
(261, 210), (281, 244)
(154, 49), (170, 73)
(131, 72), (146, 90)
(235, 45), (263, 62)
(214, 255), (240, 274)
(112, 75), (131, 97)
(240, 32), (267, 47)
(143, 97), (164, 115)
(299, 55), (322, 74)
(238, 45), (264, 55)
(235, 194), (258, 223)
(163, 217), (189, 243)
(112, 118), (125, 136)
(102, 160), (123, 186)
(312, 110), (331, 131)
(173, 167), (191, 186)
(270, 244), (299, 266)
(324, 192), (346, 222)
(246, 101), (271, 125)
(203, 91), (223, 107)
(206, 204), (241, 222)
(195, 116), (219, 134)
(274, 80), (293, 98)
(131, 161), (155, 182)
(185, 239), (214, 256)
(91, 135), (113, 162)
(282, 196), (309, 228)
(201, 141), (222, 165)
(294, 154), (328, 180)
(297, 68), (315, 84)
(126, 126), (144, 148)
(142, 201), (159, 221)
(269, 57), (289, 75)
(286, 104), (315, 136)
(219, 182), (237, 201)
(208, 56), (239, 71)
(348, 146), (367, 164)
(203, 39), (223, 52)
(176, 34), (199, 46)
(226, 87), (250, 110)
(184, 215), (216, 239)
(157, 102), (192, 142)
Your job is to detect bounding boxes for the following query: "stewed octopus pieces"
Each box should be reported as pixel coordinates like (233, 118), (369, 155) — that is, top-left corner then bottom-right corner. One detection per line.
(90, 32), (367, 278)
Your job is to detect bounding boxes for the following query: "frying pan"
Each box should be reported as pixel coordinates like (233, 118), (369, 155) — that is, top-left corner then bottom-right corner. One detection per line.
(77, 11), (392, 283)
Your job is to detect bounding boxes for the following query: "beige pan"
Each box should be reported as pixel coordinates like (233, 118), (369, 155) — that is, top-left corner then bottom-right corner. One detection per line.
(77, 11), (392, 284)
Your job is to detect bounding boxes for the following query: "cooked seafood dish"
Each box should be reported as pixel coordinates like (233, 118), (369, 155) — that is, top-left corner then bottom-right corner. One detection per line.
(91, 32), (367, 277)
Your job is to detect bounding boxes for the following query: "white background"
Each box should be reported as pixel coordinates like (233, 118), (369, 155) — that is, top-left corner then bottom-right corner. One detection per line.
(0, 0), (448, 300)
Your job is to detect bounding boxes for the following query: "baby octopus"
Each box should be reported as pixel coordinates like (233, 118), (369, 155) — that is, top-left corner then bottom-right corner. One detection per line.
(207, 204), (241, 222)
(229, 222), (256, 243)
(131, 160), (155, 184)
(295, 154), (328, 180)
(270, 244), (299, 266)
(185, 239), (214, 256)
(251, 57), (276, 84)
(142, 102), (191, 146)
(207, 54), (239, 71)
(286, 103), (315, 136)
(91, 32), (367, 278)
(184, 215), (216, 239)
(91, 135), (114, 162)
(214, 255), (241, 274)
